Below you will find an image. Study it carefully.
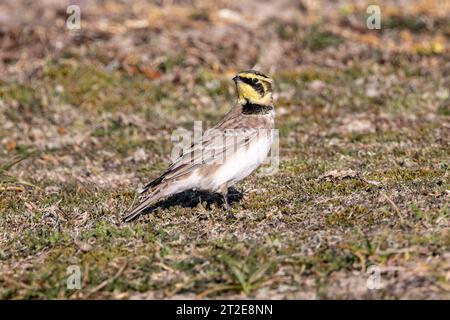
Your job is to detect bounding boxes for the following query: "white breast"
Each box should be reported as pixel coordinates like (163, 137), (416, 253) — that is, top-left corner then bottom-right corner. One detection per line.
(212, 129), (274, 188)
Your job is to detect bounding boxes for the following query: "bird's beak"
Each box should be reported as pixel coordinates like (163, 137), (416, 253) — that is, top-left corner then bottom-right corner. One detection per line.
(232, 75), (239, 83)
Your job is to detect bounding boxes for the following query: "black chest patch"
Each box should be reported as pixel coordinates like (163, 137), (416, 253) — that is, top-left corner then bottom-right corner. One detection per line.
(242, 102), (274, 115)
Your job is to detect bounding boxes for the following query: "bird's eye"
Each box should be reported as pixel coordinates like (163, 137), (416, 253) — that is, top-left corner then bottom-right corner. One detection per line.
(251, 78), (258, 84)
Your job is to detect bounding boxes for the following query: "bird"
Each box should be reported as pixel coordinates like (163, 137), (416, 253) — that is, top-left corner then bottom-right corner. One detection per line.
(123, 70), (275, 222)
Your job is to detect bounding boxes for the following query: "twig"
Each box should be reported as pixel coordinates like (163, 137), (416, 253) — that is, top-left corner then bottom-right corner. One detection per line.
(154, 262), (176, 273)
(87, 261), (128, 296)
(196, 284), (239, 299)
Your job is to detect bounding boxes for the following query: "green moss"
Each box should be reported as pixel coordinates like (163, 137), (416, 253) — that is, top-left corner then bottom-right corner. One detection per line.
(0, 83), (44, 123)
(303, 179), (373, 198)
(0, 82), (36, 106)
(188, 9), (210, 22)
(157, 54), (185, 73)
(1, 14), (449, 299)
(278, 68), (335, 84)
(326, 205), (371, 227)
(41, 60), (169, 113)
(384, 15), (428, 33)
(195, 69), (233, 99)
(15, 228), (70, 255)
(286, 247), (358, 276)
(304, 25), (344, 51)
(82, 221), (135, 243)
(274, 21), (300, 40)
(386, 91), (423, 112)
(437, 102), (450, 116)
(368, 167), (444, 183)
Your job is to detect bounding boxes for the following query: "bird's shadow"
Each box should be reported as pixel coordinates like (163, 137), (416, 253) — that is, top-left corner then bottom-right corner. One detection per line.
(140, 186), (243, 216)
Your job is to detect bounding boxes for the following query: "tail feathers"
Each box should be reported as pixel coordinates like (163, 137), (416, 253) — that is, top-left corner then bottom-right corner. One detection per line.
(123, 189), (165, 222)
(137, 174), (166, 194)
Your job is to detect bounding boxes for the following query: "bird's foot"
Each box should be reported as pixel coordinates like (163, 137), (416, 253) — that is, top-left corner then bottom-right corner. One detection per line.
(226, 211), (237, 220)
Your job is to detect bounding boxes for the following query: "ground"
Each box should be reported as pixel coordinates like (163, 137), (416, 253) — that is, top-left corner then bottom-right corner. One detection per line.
(0, 0), (449, 299)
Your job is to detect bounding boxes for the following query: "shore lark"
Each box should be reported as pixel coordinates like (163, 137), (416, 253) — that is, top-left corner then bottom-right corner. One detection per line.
(124, 70), (275, 222)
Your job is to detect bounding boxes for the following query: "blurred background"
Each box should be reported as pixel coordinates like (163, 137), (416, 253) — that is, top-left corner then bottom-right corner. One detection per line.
(0, 0), (449, 299)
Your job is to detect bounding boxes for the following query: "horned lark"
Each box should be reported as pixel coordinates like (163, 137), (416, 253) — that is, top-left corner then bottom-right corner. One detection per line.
(124, 70), (275, 222)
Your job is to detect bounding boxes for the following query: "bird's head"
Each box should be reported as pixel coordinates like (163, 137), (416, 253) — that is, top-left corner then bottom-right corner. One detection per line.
(233, 70), (273, 106)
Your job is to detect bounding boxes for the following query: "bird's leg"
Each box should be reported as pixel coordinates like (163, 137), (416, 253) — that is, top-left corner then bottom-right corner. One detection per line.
(218, 183), (235, 219)
(222, 192), (234, 217)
